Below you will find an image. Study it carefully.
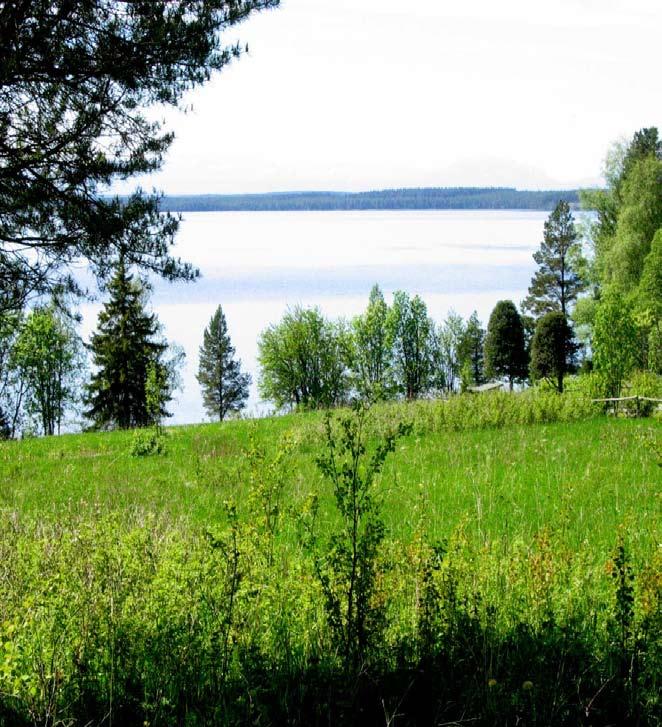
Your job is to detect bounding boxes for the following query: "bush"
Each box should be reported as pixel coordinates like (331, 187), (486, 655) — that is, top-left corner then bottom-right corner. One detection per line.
(129, 427), (166, 456)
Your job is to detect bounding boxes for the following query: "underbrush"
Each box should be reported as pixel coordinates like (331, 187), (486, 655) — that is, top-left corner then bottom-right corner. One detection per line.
(0, 514), (659, 726)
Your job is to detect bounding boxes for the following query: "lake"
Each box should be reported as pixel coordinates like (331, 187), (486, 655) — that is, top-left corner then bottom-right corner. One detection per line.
(81, 209), (553, 424)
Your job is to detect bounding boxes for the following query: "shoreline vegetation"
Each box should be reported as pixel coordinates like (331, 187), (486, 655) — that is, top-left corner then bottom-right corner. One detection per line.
(155, 187), (583, 213)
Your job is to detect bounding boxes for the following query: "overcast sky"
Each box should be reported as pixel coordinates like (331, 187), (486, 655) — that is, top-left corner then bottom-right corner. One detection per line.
(133, 0), (661, 194)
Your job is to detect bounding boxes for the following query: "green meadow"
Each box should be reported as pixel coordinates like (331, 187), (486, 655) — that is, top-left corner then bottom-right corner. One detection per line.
(0, 393), (660, 725)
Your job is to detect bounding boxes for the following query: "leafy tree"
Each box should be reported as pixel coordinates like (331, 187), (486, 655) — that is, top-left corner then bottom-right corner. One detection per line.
(457, 311), (485, 387)
(484, 300), (528, 390)
(605, 157), (662, 291)
(433, 310), (465, 394)
(593, 291), (638, 398)
(258, 306), (351, 410)
(13, 306), (84, 435)
(0, 0), (278, 309)
(522, 200), (585, 317)
(581, 127), (662, 293)
(387, 291), (433, 399)
(351, 284), (392, 398)
(529, 312), (578, 393)
(578, 128), (662, 374)
(85, 258), (176, 429)
(197, 305), (251, 421)
(637, 230), (662, 373)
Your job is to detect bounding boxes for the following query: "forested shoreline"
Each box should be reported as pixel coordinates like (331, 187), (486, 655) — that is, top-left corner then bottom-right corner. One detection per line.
(157, 187), (582, 212)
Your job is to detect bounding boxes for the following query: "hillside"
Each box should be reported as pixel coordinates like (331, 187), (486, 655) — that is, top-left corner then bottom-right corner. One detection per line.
(0, 395), (660, 725)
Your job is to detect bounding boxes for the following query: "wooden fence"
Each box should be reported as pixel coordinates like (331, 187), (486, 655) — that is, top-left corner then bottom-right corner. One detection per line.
(591, 395), (662, 416)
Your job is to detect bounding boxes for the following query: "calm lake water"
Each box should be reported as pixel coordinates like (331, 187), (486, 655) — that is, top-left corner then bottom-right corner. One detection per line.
(81, 209), (553, 424)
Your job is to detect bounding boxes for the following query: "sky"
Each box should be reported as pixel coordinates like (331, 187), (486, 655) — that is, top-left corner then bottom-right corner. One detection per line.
(129, 0), (661, 194)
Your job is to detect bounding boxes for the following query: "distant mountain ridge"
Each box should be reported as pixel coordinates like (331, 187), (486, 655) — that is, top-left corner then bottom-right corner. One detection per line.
(157, 187), (582, 212)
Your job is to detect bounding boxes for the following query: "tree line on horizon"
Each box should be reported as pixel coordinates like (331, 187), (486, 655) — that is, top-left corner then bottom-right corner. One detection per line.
(158, 187), (582, 213)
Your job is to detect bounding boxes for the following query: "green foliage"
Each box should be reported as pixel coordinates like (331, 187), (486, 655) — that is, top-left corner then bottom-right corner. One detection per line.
(0, 397), (659, 722)
(0, 309), (24, 438)
(351, 284), (392, 398)
(433, 310), (466, 393)
(0, 0), (277, 304)
(579, 128), (662, 377)
(522, 200), (586, 317)
(484, 300), (528, 389)
(310, 402), (412, 672)
(129, 426), (166, 457)
(13, 305), (84, 435)
(593, 290), (638, 397)
(387, 291), (434, 399)
(457, 310), (486, 387)
(85, 258), (175, 429)
(197, 305), (251, 420)
(258, 306), (351, 410)
(606, 156), (662, 291)
(529, 312), (578, 392)
(636, 229), (662, 373)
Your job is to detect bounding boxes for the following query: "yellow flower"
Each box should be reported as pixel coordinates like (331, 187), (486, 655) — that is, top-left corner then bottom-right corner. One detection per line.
(488, 678), (497, 688)
(522, 680), (534, 691)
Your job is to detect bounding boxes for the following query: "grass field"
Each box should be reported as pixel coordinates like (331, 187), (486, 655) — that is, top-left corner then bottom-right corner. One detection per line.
(2, 408), (659, 555)
(0, 395), (660, 725)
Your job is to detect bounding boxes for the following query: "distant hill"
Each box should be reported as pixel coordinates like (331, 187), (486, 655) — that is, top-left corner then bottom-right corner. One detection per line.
(158, 187), (581, 212)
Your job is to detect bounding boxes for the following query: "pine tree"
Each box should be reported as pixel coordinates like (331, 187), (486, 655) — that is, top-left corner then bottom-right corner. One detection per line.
(85, 258), (171, 429)
(522, 200), (585, 318)
(484, 300), (528, 390)
(197, 305), (251, 421)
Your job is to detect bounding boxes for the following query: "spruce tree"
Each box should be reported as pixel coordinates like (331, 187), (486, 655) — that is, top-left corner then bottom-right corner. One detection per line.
(522, 200), (585, 318)
(85, 258), (171, 429)
(197, 305), (251, 421)
(458, 311), (486, 386)
(530, 312), (578, 393)
(484, 300), (528, 390)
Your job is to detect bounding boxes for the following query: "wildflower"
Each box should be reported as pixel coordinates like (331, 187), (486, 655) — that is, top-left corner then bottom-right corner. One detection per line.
(488, 678), (497, 688)
(522, 680), (534, 691)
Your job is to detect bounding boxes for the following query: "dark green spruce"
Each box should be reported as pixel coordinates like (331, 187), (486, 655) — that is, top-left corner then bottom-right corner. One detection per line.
(530, 312), (578, 393)
(484, 300), (528, 389)
(85, 258), (170, 429)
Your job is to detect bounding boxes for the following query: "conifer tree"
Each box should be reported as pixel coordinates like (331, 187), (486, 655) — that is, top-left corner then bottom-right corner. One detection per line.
(529, 312), (578, 393)
(484, 300), (528, 389)
(522, 200), (585, 318)
(85, 258), (171, 429)
(197, 305), (251, 421)
(458, 311), (486, 386)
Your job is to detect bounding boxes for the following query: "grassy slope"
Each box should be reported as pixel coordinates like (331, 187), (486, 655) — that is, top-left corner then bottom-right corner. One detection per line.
(2, 411), (659, 561)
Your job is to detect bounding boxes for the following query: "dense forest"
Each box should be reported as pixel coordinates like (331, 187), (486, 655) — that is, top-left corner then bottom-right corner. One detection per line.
(158, 187), (581, 212)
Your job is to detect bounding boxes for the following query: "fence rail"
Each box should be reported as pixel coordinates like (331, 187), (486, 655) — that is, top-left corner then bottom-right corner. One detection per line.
(591, 396), (662, 403)
(591, 395), (662, 416)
